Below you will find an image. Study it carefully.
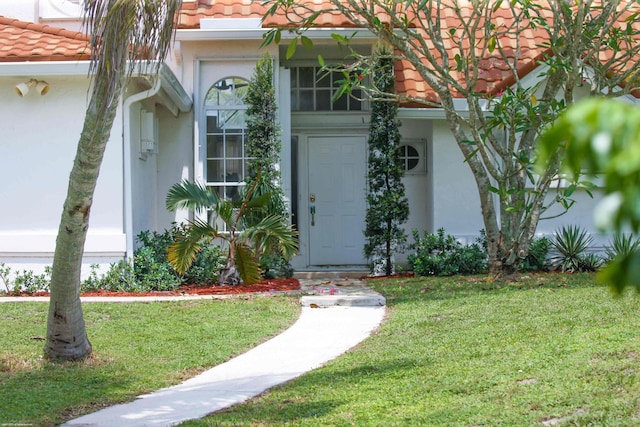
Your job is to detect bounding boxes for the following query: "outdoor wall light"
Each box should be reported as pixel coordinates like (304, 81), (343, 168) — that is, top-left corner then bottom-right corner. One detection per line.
(14, 79), (50, 96)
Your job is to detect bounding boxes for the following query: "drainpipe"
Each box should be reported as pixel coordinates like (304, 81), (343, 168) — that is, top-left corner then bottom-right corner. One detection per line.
(122, 78), (162, 261)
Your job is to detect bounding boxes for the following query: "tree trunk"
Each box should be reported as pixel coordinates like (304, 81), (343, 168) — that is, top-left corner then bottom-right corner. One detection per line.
(44, 79), (120, 361)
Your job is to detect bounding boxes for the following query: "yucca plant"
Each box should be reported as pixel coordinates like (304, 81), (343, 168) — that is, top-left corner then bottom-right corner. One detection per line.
(550, 225), (600, 272)
(165, 178), (298, 285)
(604, 234), (640, 263)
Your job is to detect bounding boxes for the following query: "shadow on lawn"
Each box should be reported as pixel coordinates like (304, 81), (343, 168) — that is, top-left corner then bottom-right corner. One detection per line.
(210, 360), (418, 424)
(0, 357), (135, 427)
(367, 272), (597, 306)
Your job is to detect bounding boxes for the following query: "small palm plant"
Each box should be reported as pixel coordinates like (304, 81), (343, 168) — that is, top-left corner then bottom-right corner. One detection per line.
(166, 178), (298, 285)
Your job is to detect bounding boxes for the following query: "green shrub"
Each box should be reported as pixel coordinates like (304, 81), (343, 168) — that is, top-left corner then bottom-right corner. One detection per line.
(13, 267), (51, 294)
(260, 253), (294, 279)
(520, 236), (551, 272)
(550, 225), (602, 272)
(604, 233), (640, 263)
(82, 260), (137, 293)
(181, 242), (226, 285)
(81, 225), (226, 293)
(0, 263), (11, 293)
(408, 228), (487, 276)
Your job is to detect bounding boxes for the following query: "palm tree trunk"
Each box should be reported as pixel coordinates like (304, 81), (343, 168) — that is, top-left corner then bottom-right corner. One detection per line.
(44, 74), (121, 360)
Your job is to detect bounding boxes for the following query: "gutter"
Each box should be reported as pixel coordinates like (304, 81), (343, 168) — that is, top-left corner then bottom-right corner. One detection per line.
(122, 78), (162, 262)
(121, 64), (192, 261)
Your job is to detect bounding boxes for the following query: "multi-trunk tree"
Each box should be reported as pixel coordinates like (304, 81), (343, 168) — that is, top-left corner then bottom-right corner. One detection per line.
(45, 0), (182, 361)
(364, 48), (409, 276)
(264, 0), (640, 275)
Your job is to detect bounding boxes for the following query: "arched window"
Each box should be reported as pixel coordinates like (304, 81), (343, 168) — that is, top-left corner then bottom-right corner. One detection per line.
(204, 77), (250, 200)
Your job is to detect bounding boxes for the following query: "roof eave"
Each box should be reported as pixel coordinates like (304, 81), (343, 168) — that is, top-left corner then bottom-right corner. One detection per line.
(176, 27), (376, 42)
(0, 60), (90, 76)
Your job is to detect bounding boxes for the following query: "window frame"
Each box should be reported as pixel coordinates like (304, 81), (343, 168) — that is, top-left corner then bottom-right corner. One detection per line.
(203, 77), (251, 201)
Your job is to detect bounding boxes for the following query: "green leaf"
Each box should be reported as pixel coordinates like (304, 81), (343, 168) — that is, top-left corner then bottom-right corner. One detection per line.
(564, 184), (576, 198)
(454, 53), (463, 72)
(235, 243), (261, 284)
(331, 33), (348, 44)
(488, 36), (496, 53)
(300, 35), (313, 50)
(260, 28), (280, 48)
(318, 54), (325, 67)
(286, 38), (298, 59)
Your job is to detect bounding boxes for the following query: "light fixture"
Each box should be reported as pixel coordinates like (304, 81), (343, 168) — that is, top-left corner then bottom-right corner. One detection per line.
(14, 79), (50, 96)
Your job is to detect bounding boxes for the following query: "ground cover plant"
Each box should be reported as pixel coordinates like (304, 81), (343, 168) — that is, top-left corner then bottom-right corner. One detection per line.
(181, 273), (640, 426)
(0, 297), (299, 426)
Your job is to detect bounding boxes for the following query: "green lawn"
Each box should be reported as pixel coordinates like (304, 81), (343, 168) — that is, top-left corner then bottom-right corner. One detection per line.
(181, 273), (640, 426)
(0, 296), (300, 427)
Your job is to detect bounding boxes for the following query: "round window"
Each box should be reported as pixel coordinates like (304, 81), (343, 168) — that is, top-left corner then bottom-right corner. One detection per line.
(399, 144), (421, 171)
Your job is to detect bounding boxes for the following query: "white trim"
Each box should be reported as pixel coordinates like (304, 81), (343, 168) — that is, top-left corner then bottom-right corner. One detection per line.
(200, 18), (262, 30)
(0, 233), (126, 253)
(0, 61), (90, 76)
(176, 27), (376, 42)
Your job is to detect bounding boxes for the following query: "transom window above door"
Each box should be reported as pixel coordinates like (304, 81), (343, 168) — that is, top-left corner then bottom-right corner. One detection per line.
(204, 77), (250, 201)
(290, 66), (366, 112)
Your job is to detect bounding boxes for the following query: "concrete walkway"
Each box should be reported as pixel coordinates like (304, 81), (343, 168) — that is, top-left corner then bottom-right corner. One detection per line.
(58, 277), (385, 426)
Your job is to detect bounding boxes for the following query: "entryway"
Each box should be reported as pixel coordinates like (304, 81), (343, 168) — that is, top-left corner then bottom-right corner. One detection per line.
(303, 135), (367, 266)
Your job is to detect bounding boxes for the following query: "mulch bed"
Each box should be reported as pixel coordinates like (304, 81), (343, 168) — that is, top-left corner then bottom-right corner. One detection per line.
(7, 278), (301, 298)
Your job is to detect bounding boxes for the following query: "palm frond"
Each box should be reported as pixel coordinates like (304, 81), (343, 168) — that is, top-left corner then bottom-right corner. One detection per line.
(213, 201), (236, 228)
(243, 215), (299, 260)
(166, 180), (219, 212)
(83, 0), (181, 110)
(167, 219), (218, 274)
(234, 243), (261, 284)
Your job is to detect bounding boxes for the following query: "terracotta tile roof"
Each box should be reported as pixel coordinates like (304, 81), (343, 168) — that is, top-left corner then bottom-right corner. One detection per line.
(177, 1), (551, 103)
(0, 16), (90, 62)
(178, 1), (639, 104)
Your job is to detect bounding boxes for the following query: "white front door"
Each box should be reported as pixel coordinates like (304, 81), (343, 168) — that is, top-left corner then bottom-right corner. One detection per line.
(307, 136), (367, 265)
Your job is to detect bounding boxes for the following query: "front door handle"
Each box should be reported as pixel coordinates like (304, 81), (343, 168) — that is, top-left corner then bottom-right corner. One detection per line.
(310, 204), (316, 226)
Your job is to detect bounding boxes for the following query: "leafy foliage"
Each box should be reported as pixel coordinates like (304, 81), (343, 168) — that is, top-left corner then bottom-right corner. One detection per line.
(604, 234), (640, 263)
(550, 225), (601, 273)
(80, 226), (225, 293)
(166, 178), (298, 285)
(519, 236), (551, 272)
(538, 98), (640, 293)
(408, 228), (487, 276)
(0, 264), (52, 295)
(262, 0), (640, 276)
(242, 53), (287, 221)
(364, 48), (409, 276)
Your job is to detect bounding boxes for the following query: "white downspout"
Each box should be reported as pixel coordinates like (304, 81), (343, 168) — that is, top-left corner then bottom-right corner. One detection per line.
(123, 79), (162, 261)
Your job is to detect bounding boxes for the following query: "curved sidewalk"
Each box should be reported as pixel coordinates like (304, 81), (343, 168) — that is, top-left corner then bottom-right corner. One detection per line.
(62, 279), (386, 427)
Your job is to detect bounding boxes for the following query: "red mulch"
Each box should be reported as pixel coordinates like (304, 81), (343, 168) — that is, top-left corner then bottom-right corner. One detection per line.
(14, 278), (300, 298)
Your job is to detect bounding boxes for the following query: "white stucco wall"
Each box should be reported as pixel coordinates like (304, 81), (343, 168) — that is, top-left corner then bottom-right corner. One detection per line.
(430, 119), (485, 240)
(427, 117), (608, 248)
(0, 75), (126, 275)
(155, 107), (194, 230)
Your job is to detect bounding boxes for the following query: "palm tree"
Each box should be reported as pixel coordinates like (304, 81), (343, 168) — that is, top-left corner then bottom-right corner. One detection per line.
(44, 0), (182, 361)
(166, 178), (298, 285)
